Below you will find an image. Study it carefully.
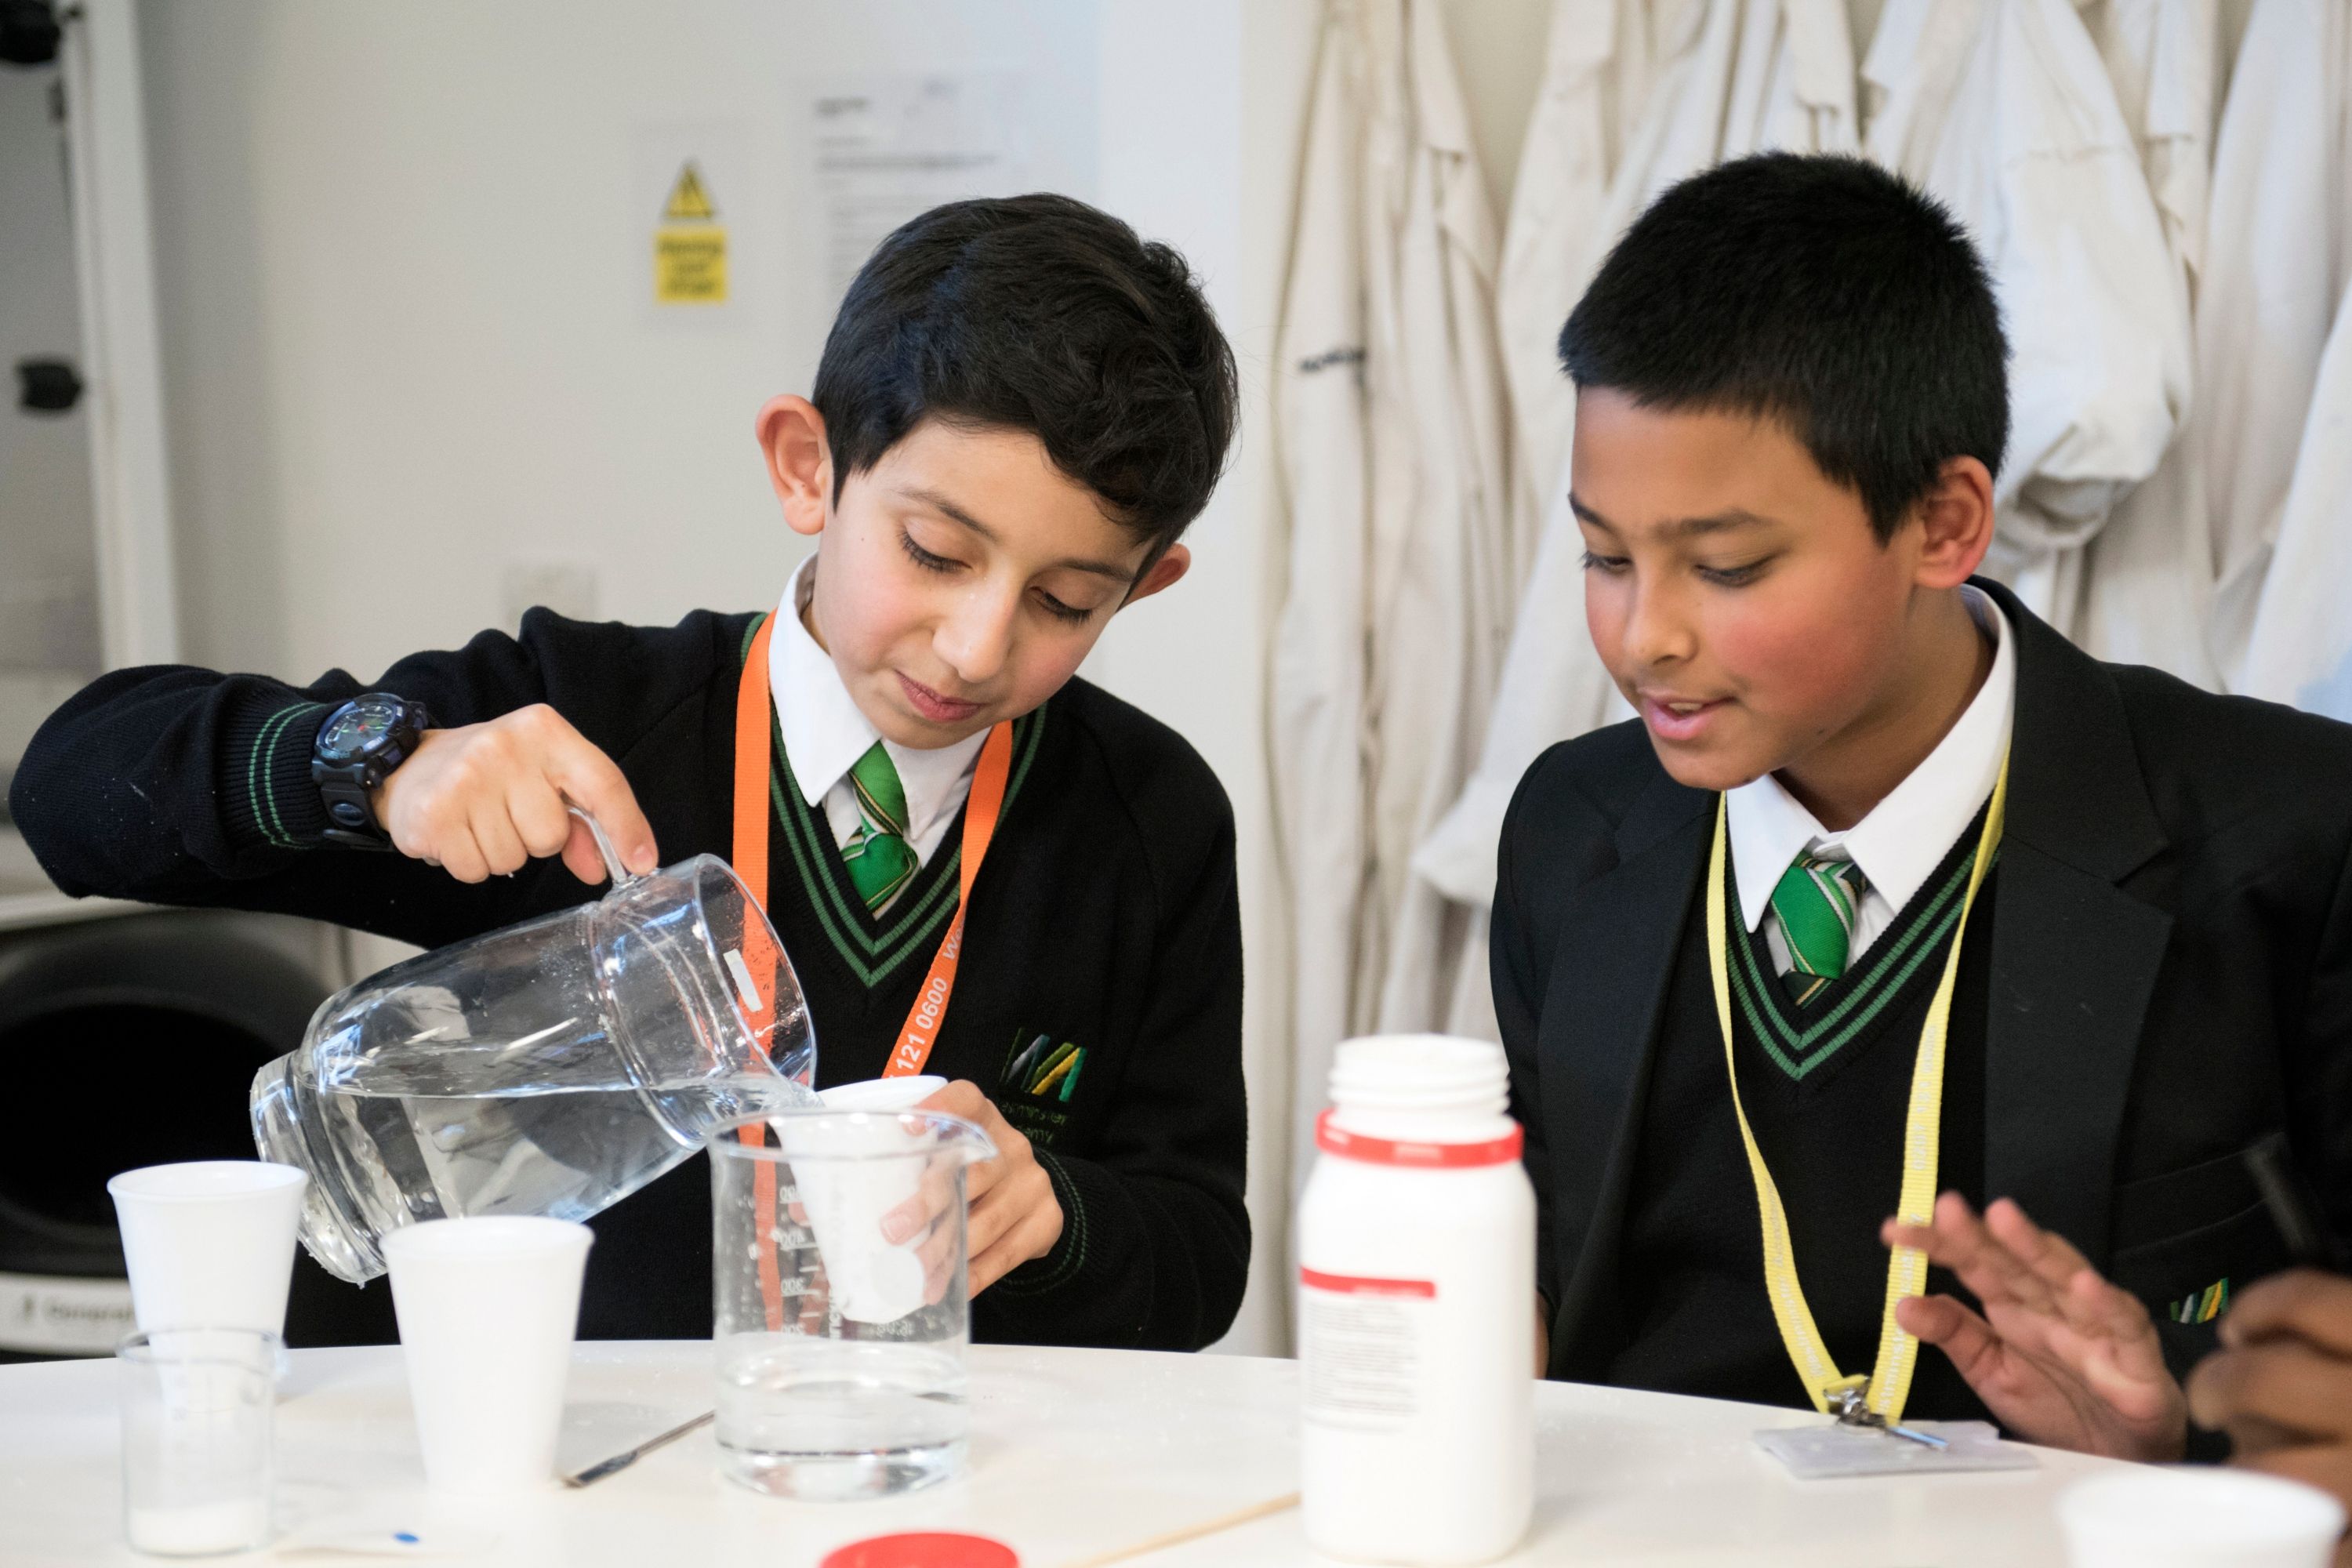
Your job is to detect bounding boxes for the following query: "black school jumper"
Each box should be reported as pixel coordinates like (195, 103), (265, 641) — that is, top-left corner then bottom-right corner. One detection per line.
(10, 609), (1250, 1352)
(1610, 813), (1999, 1421)
(1494, 579), (2352, 1425)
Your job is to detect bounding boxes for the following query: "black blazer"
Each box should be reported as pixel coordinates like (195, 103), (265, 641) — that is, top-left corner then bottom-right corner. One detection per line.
(1493, 579), (2352, 1385)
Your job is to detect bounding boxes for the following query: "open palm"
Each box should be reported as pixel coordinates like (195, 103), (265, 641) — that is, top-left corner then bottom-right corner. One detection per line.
(1882, 1192), (2187, 1460)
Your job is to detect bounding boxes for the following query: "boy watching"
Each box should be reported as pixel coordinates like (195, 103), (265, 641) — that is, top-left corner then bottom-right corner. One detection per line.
(1494, 153), (2352, 1457)
(12, 194), (1249, 1352)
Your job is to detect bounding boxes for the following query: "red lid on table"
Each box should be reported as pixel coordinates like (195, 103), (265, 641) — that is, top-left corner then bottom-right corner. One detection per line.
(820, 1534), (1021, 1568)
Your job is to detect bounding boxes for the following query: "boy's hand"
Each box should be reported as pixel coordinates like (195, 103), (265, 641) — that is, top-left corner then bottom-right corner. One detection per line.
(2190, 1269), (2352, 1545)
(1882, 1192), (2187, 1460)
(371, 704), (658, 885)
(897, 1080), (1063, 1297)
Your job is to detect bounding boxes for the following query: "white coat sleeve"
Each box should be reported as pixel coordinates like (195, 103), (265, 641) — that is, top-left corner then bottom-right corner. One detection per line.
(2237, 279), (2352, 717)
(1937, 0), (2188, 559)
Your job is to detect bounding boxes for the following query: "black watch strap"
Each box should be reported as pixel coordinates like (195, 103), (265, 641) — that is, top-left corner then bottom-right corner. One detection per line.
(311, 694), (430, 849)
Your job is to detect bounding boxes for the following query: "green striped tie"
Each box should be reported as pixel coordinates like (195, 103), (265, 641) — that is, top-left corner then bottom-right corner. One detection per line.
(841, 741), (916, 912)
(1770, 850), (1869, 1006)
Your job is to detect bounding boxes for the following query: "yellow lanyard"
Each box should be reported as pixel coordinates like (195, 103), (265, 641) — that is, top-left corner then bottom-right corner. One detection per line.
(1703, 753), (2009, 1425)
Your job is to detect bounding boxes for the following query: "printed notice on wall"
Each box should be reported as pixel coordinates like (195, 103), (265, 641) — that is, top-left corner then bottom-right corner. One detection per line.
(633, 123), (749, 322)
(799, 73), (1030, 306)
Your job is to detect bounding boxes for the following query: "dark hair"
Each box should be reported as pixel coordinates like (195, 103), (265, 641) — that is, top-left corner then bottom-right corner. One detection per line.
(1559, 153), (2008, 541)
(812, 193), (1239, 556)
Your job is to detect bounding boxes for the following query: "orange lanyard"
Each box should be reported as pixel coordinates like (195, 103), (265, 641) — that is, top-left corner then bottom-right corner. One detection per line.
(731, 612), (1012, 1079)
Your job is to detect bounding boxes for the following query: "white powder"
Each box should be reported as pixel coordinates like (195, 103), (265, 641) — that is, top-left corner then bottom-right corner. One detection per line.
(126, 1497), (269, 1555)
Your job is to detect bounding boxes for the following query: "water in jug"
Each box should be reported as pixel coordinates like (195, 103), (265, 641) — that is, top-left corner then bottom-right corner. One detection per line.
(250, 820), (818, 1285)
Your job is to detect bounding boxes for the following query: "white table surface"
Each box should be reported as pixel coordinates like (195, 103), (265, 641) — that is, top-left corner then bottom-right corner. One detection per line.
(0, 1341), (2134, 1566)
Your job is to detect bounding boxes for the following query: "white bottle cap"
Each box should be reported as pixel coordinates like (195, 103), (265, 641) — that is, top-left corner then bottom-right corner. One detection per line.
(1327, 1034), (1508, 1117)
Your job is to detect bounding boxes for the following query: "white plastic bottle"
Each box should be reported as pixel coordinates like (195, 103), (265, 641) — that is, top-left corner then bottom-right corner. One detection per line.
(1298, 1034), (1535, 1565)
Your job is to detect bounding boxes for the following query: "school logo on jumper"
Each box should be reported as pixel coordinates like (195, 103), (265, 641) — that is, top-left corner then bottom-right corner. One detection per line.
(1004, 1031), (1086, 1102)
(2169, 1278), (2230, 1324)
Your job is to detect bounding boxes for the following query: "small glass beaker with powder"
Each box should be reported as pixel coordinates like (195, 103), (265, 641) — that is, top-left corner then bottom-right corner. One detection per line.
(118, 1328), (277, 1557)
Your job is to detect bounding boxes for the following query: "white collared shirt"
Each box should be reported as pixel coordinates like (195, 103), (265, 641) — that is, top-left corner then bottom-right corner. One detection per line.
(770, 557), (986, 889)
(1725, 587), (2016, 975)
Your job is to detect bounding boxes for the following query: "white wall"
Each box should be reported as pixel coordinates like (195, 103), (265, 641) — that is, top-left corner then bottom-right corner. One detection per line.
(137, 0), (1317, 1354)
(0, 60), (101, 774)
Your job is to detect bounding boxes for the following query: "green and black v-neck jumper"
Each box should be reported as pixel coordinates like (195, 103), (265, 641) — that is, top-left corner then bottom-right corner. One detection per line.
(1608, 811), (2001, 1421)
(13, 607), (1250, 1352)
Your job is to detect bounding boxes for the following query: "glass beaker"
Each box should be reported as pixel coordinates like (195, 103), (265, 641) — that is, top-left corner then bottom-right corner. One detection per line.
(709, 1109), (996, 1501)
(118, 1328), (278, 1557)
(252, 833), (818, 1284)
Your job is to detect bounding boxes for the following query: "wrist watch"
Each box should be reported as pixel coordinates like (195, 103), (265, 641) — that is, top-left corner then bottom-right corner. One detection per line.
(311, 693), (431, 848)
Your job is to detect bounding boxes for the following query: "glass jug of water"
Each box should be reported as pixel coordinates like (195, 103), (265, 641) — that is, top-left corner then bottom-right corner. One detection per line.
(250, 815), (818, 1284)
(708, 1106), (995, 1501)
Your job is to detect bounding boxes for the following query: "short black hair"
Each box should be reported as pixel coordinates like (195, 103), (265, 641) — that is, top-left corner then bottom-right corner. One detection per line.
(1559, 153), (2008, 541)
(813, 193), (1238, 557)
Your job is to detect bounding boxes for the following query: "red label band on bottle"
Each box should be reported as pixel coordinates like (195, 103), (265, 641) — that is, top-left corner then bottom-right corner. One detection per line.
(1300, 1266), (1437, 1298)
(1314, 1108), (1524, 1168)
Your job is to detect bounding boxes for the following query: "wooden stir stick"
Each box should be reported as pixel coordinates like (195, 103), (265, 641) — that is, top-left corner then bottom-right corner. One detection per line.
(1048, 1492), (1301, 1568)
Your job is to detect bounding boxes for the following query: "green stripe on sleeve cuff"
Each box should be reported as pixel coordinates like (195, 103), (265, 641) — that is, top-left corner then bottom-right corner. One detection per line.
(218, 693), (333, 851)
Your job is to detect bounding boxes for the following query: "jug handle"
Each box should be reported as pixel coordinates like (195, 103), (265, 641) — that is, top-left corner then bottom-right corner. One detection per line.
(567, 804), (641, 888)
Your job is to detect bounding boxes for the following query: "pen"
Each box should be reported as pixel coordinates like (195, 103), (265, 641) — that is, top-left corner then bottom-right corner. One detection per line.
(2245, 1138), (2349, 1275)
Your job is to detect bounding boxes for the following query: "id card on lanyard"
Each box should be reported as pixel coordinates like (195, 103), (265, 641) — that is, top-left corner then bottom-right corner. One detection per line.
(1706, 753), (2009, 1428)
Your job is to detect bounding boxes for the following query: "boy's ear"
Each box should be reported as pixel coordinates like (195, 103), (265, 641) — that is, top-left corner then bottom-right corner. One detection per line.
(1911, 455), (1996, 589)
(757, 395), (832, 539)
(1120, 543), (1191, 608)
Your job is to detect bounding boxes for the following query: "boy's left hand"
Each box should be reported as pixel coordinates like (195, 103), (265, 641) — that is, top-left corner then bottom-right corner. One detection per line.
(906, 1080), (1064, 1297)
(1882, 1192), (2187, 1460)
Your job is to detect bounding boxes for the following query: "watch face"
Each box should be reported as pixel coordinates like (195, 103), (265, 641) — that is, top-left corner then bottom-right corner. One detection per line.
(319, 695), (405, 763)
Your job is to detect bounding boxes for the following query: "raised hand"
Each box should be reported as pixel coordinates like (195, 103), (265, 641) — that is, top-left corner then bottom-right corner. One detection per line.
(1882, 1192), (2186, 1459)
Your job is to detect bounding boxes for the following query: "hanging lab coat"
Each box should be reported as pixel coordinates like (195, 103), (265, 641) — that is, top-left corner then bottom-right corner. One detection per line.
(1272, 2), (1374, 1200)
(2238, 275), (2352, 715)
(1409, 0), (1860, 1041)
(1494, 0), (1663, 588)
(2078, 0), (2223, 685)
(2191, 0), (2351, 689)
(1271, 0), (1511, 1180)
(1365, 0), (1512, 1038)
(1864, 0), (2191, 631)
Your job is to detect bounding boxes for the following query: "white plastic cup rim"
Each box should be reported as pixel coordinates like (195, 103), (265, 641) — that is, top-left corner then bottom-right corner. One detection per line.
(818, 1076), (947, 1113)
(107, 1162), (307, 1204)
(382, 1217), (594, 1264)
(2058, 1467), (2349, 1551)
(709, 1109), (995, 1165)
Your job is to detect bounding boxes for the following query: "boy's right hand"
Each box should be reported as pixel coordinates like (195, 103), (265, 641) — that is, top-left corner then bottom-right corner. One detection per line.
(371, 704), (659, 885)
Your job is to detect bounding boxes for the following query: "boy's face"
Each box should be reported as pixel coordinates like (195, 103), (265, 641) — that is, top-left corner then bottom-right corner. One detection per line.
(1571, 388), (1960, 794)
(763, 402), (1189, 749)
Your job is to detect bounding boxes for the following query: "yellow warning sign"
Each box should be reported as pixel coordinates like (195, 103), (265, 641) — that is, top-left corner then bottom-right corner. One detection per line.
(662, 162), (717, 222)
(654, 161), (727, 305)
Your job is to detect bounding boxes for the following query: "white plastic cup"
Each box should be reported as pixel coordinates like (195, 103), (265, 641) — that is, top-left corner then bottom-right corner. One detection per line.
(107, 1162), (308, 1336)
(382, 1218), (593, 1494)
(2059, 1468), (2349, 1568)
(793, 1079), (949, 1326)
